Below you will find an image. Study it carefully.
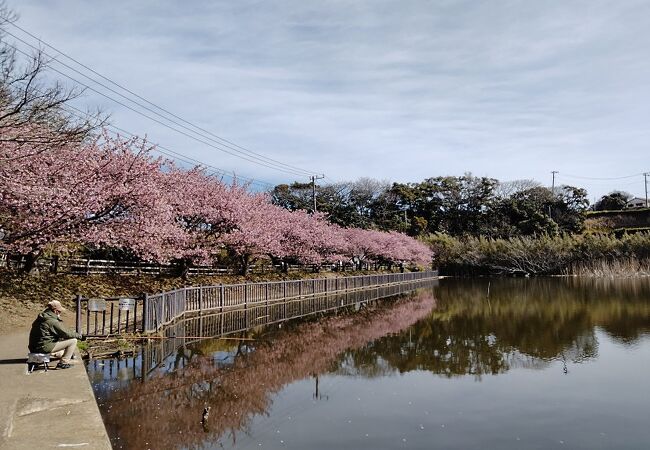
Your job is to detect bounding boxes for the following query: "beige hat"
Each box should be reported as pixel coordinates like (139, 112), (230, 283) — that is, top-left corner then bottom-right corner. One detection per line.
(47, 300), (65, 311)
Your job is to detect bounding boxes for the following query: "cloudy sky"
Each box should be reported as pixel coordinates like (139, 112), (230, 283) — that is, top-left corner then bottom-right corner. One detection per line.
(8, 0), (650, 200)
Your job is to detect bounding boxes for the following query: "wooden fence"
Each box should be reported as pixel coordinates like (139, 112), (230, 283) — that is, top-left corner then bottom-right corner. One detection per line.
(2, 254), (386, 276)
(76, 271), (438, 336)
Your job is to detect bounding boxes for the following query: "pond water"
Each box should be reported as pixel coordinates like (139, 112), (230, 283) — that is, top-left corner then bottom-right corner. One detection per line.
(87, 277), (650, 449)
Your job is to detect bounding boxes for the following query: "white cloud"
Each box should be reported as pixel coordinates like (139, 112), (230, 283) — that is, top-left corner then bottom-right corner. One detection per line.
(10, 0), (650, 197)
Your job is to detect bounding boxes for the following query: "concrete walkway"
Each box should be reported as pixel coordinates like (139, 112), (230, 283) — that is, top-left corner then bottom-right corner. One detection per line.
(0, 331), (111, 450)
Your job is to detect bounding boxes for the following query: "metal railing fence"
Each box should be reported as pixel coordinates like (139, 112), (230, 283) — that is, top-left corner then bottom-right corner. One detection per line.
(75, 271), (438, 336)
(140, 278), (438, 375)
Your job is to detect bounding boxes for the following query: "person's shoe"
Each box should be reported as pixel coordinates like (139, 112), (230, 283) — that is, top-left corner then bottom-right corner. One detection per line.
(56, 363), (72, 369)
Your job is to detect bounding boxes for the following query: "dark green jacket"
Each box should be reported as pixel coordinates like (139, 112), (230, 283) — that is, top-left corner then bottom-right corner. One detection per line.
(28, 309), (82, 353)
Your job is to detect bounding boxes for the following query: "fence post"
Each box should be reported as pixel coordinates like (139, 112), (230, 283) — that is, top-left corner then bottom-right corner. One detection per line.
(142, 293), (149, 332)
(220, 284), (224, 312)
(75, 294), (82, 334)
(198, 287), (203, 312)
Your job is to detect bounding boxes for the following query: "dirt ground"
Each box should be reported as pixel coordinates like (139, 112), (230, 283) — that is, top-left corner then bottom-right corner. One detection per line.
(0, 275), (79, 335)
(0, 298), (42, 335)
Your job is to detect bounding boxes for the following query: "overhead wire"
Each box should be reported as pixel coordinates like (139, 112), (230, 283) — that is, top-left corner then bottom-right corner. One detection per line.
(11, 46), (308, 178)
(27, 19), (317, 176)
(74, 108), (276, 189)
(4, 25), (315, 177)
(14, 81), (277, 189)
(4, 26), (318, 178)
(558, 172), (643, 181)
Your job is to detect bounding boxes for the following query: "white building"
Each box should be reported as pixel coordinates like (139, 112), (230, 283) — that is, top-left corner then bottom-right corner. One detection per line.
(626, 197), (648, 208)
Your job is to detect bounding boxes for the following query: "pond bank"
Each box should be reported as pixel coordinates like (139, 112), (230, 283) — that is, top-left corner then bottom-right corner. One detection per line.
(0, 330), (111, 449)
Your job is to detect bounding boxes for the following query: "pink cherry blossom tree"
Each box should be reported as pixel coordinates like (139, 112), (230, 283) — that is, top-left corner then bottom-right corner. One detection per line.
(217, 185), (286, 274)
(2, 125), (433, 273)
(1, 131), (182, 270)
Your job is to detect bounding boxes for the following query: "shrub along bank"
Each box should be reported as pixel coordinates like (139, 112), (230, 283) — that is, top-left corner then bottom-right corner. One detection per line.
(425, 232), (650, 276)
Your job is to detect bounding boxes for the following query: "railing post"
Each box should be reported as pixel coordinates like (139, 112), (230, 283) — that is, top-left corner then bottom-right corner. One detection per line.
(220, 284), (224, 312)
(198, 287), (203, 312)
(142, 293), (149, 332)
(132, 299), (138, 333)
(75, 294), (82, 334)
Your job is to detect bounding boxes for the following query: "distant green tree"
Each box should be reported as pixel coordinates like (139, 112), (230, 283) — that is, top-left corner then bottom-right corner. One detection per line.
(593, 191), (632, 211)
(272, 177), (588, 238)
(271, 182), (313, 211)
(271, 179), (392, 229)
(552, 185), (589, 233)
(495, 187), (559, 236)
(389, 174), (499, 236)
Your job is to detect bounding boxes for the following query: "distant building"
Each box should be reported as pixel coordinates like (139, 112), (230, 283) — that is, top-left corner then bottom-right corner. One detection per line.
(626, 197), (648, 208)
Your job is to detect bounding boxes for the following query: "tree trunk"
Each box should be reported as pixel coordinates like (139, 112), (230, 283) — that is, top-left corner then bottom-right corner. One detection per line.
(22, 251), (41, 275)
(175, 258), (191, 279)
(50, 255), (60, 274)
(239, 255), (250, 276)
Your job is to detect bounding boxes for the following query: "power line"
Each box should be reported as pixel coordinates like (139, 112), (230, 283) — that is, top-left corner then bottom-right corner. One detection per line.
(559, 172), (643, 181)
(10, 44), (307, 178)
(74, 110), (276, 189)
(16, 81), (276, 189)
(4, 24), (315, 177)
(4, 26), (318, 178)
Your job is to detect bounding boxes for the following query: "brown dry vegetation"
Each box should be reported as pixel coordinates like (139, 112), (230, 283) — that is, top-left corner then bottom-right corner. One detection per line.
(426, 232), (650, 276)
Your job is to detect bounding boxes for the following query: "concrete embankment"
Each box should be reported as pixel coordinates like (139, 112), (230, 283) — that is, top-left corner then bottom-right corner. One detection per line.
(0, 331), (111, 450)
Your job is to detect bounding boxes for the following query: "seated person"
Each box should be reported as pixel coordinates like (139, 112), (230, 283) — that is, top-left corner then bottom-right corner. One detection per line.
(28, 300), (84, 369)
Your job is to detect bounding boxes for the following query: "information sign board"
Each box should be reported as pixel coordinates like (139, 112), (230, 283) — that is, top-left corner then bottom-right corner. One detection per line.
(87, 298), (106, 312)
(118, 298), (135, 311)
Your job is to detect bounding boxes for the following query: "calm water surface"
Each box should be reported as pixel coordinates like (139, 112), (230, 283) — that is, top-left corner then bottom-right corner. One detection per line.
(88, 278), (650, 449)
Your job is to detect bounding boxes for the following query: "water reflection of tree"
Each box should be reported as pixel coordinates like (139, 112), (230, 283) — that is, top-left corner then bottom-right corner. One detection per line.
(97, 292), (435, 450)
(337, 277), (649, 380)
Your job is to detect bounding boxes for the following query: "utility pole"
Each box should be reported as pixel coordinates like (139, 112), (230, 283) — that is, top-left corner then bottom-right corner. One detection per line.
(644, 172), (649, 207)
(549, 170), (558, 218)
(551, 171), (558, 195)
(310, 174), (325, 213)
